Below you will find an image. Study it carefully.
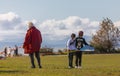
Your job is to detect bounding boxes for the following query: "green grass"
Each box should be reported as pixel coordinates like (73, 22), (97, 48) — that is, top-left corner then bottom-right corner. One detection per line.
(0, 54), (120, 76)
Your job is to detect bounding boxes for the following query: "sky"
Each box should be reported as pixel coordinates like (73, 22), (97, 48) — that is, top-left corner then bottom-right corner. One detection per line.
(0, 0), (120, 48)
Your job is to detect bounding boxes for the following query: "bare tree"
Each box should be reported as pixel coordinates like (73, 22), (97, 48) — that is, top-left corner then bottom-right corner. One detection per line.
(90, 18), (120, 53)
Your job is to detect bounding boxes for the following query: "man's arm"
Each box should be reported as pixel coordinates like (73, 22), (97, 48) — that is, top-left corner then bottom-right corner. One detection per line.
(23, 31), (32, 48)
(83, 38), (88, 45)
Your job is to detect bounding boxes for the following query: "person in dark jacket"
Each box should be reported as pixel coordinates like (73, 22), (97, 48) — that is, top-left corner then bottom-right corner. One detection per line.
(4, 47), (7, 57)
(75, 31), (88, 68)
(23, 22), (42, 68)
(14, 45), (18, 56)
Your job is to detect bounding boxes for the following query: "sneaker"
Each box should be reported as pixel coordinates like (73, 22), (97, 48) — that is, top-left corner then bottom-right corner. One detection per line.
(75, 66), (78, 68)
(78, 66), (82, 69)
(39, 66), (42, 68)
(68, 66), (73, 69)
(31, 66), (35, 68)
(71, 66), (74, 68)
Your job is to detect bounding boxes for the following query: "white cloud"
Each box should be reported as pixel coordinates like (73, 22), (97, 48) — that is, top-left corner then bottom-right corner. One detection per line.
(0, 12), (19, 21)
(0, 12), (22, 30)
(39, 16), (99, 41)
(114, 21), (120, 28)
(0, 12), (26, 41)
(0, 12), (120, 47)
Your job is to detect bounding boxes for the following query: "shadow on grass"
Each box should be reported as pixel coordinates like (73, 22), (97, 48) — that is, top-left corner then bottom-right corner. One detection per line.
(0, 66), (10, 68)
(0, 70), (28, 74)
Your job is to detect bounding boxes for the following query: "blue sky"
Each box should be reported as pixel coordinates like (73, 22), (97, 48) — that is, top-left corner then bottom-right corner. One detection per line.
(0, 0), (120, 21)
(0, 0), (120, 48)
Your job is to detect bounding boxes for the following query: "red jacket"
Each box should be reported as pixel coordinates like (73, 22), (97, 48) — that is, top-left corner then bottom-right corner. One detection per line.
(23, 26), (42, 54)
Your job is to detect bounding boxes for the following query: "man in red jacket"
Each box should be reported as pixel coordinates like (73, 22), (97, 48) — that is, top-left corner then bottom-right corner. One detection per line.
(23, 22), (42, 68)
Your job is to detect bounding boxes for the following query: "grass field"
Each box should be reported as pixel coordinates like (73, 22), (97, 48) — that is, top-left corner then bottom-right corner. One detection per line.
(0, 54), (120, 76)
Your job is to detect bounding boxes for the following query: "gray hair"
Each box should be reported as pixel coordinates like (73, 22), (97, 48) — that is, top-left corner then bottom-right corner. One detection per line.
(27, 22), (34, 28)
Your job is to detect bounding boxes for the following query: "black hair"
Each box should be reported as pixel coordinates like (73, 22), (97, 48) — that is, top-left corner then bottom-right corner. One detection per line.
(71, 33), (76, 37)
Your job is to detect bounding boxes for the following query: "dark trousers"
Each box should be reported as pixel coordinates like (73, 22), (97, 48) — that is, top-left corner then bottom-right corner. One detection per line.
(14, 50), (18, 56)
(29, 51), (41, 67)
(75, 51), (82, 66)
(68, 52), (74, 67)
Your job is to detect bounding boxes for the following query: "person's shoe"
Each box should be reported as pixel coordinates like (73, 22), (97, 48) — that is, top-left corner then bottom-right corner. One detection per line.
(68, 66), (72, 69)
(68, 66), (74, 69)
(39, 66), (42, 68)
(78, 66), (82, 69)
(71, 66), (74, 68)
(31, 66), (35, 68)
(75, 66), (78, 68)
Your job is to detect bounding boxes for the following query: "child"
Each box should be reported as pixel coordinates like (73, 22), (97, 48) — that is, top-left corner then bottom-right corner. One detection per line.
(67, 33), (76, 68)
(75, 31), (88, 68)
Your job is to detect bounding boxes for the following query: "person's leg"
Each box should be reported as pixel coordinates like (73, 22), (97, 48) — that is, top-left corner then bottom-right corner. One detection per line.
(29, 53), (35, 68)
(68, 53), (71, 67)
(16, 50), (18, 55)
(14, 50), (17, 56)
(14, 51), (15, 56)
(75, 52), (79, 67)
(35, 51), (42, 68)
(78, 51), (82, 67)
(71, 53), (73, 67)
(68, 52), (73, 68)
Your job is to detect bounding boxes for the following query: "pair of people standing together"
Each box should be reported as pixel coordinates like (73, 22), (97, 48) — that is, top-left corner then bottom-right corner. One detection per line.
(67, 31), (88, 69)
